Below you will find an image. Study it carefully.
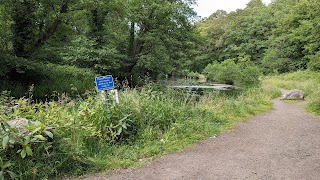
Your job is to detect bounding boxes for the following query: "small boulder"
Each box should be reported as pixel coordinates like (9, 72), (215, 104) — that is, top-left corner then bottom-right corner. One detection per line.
(282, 89), (305, 100)
(6, 118), (29, 136)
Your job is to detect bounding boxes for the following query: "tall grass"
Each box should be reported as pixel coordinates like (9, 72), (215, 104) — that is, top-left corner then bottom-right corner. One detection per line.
(0, 83), (279, 179)
(263, 70), (320, 116)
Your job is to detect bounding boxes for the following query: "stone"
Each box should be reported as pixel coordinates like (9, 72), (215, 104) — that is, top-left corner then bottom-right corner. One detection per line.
(4, 119), (54, 141)
(6, 118), (29, 136)
(282, 89), (305, 100)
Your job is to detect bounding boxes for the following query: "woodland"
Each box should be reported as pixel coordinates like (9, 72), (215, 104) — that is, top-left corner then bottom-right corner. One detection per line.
(0, 0), (320, 179)
(0, 0), (319, 97)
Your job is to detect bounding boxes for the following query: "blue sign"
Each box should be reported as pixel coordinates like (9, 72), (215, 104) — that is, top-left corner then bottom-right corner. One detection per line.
(95, 75), (114, 91)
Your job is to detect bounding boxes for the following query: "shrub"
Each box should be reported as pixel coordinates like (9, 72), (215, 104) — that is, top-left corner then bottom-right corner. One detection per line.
(308, 51), (320, 72)
(0, 92), (89, 179)
(238, 64), (262, 87)
(186, 71), (200, 79)
(204, 59), (240, 85)
(0, 55), (95, 99)
(203, 59), (261, 87)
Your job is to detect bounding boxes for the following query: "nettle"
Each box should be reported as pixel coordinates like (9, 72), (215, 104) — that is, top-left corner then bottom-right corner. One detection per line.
(75, 95), (135, 143)
(0, 120), (54, 179)
(0, 93), (54, 179)
(0, 157), (15, 180)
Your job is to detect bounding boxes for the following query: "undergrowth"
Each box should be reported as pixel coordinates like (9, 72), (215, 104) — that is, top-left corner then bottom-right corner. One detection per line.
(0, 83), (279, 179)
(0, 54), (95, 99)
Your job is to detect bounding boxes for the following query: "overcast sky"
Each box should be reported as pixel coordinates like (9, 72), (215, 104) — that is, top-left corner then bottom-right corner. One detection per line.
(192, 0), (272, 18)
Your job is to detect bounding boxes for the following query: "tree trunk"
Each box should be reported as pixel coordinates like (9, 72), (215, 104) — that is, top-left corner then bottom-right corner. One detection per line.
(34, 0), (69, 51)
(12, 1), (36, 58)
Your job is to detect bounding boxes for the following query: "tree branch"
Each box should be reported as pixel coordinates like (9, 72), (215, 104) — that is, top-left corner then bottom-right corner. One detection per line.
(33, 0), (69, 51)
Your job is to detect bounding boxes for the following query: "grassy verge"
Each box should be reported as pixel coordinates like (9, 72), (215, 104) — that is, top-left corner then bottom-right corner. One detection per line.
(0, 83), (279, 179)
(263, 70), (320, 116)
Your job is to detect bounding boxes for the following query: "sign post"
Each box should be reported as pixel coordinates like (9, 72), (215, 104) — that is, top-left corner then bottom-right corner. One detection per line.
(95, 75), (119, 115)
(95, 75), (115, 92)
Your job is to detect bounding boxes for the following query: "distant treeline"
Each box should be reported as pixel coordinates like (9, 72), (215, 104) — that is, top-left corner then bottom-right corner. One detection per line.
(197, 0), (320, 74)
(1, 0), (319, 98)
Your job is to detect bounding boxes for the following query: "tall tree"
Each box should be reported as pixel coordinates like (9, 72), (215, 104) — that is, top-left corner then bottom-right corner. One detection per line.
(262, 0), (320, 73)
(11, 0), (37, 57)
(197, 0), (274, 69)
(126, 0), (198, 80)
(9, 0), (71, 58)
(221, 0), (273, 63)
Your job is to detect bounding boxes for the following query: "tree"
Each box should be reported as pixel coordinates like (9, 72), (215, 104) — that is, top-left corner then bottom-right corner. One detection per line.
(125, 0), (198, 81)
(262, 0), (320, 73)
(196, 10), (229, 67)
(196, 0), (274, 72)
(220, 0), (273, 64)
(0, 2), (12, 54)
(8, 0), (71, 58)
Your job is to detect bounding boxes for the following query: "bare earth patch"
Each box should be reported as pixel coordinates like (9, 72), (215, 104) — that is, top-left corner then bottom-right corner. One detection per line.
(82, 96), (320, 180)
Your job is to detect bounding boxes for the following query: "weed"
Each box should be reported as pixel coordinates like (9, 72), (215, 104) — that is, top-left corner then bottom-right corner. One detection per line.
(0, 82), (279, 179)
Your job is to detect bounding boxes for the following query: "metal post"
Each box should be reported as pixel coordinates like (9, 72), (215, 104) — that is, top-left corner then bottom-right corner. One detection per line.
(105, 90), (112, 118)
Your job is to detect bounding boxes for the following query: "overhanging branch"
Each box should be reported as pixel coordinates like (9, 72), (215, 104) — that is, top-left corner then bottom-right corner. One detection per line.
(33, 0), (69, 51)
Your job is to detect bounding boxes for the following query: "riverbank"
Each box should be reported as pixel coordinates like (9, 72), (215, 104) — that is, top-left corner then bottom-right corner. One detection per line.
(0, 82), (279, 179)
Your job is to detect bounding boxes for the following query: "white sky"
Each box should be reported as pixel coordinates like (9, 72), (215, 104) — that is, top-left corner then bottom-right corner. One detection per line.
(193, 0), (272, 18)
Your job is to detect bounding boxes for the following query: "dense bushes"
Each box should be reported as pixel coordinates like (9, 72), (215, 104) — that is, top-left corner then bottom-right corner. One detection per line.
(0, 92), (89, 179)
(308, 51), (320, 72)
(203, 59), (261, 87)
(0, 84), (277, 179)
(0, 88), (205, 179)
(0, 55), (95, 99)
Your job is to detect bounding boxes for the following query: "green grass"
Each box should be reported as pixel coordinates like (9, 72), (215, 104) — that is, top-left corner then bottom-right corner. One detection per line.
(263, 70), (320, 116)
(0, 82), (280, 179)
(282, 99), (305, 103)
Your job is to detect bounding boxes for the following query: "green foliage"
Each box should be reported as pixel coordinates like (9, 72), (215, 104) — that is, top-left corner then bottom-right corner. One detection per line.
(259, 0), (320, 73)
(308, 51), (320, 72)
(186, 71), (200, 79)
(1, 0), (200, 89)
(196, 0), (320, 75)
(0, 3), (12, 54)
(197, 0), (274, 68)
(203, 58), (261, 87)
(204, 59), (240, 85)
(126, 0), (199, 81)
(0, 82), (277, 179)
(264, 71), (320, 116)
(0, 158), (16, 180)
(0, 54), (95, 99)
(239, 64), (262, 87)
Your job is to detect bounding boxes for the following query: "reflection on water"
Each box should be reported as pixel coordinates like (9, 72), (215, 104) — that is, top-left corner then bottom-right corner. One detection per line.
(169, 84), (234, 91)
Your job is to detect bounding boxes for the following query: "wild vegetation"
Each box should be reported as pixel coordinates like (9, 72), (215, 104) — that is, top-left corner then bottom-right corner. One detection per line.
(0, 0), (201, 98)
(264, 71), (320, 116)
(0, 0), (320, 179)
(197, 0), (320, 75)
(0, 85), (279, 179)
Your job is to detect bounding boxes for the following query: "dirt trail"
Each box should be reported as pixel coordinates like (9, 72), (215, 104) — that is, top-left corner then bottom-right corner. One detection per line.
(83, 95), (320, 180)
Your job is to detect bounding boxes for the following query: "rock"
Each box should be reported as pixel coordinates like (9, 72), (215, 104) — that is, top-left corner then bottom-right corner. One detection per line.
(282, 89), (305, 100)
(7, 118), (28, 127)
(6, 118), (29, 136)
(4, 119), (54, 142)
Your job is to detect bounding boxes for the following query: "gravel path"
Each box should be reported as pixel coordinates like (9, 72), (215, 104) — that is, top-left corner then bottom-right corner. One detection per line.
(83, 96), (320, 180)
